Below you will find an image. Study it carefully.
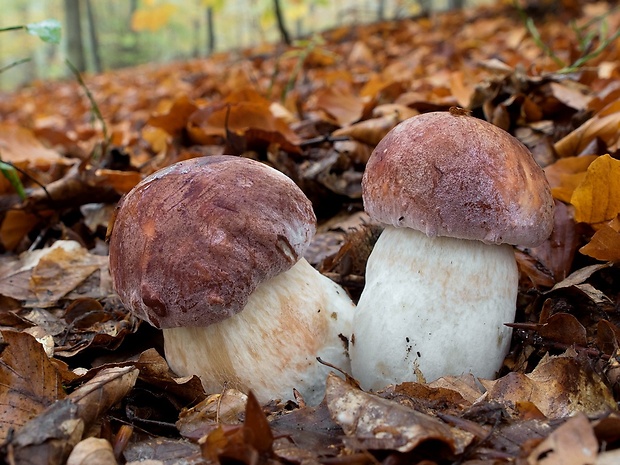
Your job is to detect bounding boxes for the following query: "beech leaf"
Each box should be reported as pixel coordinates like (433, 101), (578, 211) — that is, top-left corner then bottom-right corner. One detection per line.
(570, 154), (620, 225)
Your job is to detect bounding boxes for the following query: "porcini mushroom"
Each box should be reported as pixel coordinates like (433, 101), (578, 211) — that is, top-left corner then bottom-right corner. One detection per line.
(109, 155), (355, 405)
(350, 110), (554, 390)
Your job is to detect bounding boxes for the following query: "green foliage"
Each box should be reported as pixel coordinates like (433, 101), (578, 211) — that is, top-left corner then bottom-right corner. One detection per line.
(0, 161), (27, 201)
(65, 59), (109, 161)
(515, 1), (620, 73)
(0, 19), (62, 44)
(25, 19), (62, 44)
(275, 34), (337, 102)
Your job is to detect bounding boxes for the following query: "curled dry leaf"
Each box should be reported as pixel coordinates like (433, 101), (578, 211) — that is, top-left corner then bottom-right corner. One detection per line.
(325, 373), (471, 455)
(332, 111), (401, 146)
(8, 366), (139, 465)
(580, 215), (620, 262)
(570, 154), (620, 225)
(544, 155), (597, 203)
(200, 391), (274, 464)
(0, 240), (108, 307)
(313, 87), (365, 127)
(177, 389), (247, 440)
(526, 413), (598, 465)
(554, 112), (620, 158)
(0, 330), (66, 442)
(147, 94), (199, 136)
(484, 351), (616, 418)
(0, 122), (64, 167)
(66, 437), (116, 465)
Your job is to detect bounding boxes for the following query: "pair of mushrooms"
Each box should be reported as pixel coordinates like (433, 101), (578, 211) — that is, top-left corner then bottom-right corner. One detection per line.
(109, 110), (554, 404)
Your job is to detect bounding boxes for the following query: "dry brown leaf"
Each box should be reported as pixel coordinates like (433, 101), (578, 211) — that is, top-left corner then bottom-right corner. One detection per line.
(325, 373), (470, 454)
(66, 437), (116, 465)
(544, 155), (597, 202)
(0, 210), (40, 251)
(147, 94), (199, 136)
(526, 413), (598, 465)
(177, 389), (247, 440)
(9, 366), (139, 465)
(538, 313), (587, 346)
(580, 215), (620, 261)
(449, 70), (476, 108)
(30, 241), (107, 306)
(484, 351), (616, 418)
(332, 111), (401, 146)
(548, 81), (592, 111)
(0, 240), (113, 324)
(200, 391), (274, 464)
(554, 112), (620, 157)
(550, 262), (613, 291)
(313, 87), (365, 127)
(0, 122), (63, 166)
(525, 200), (580, 283)
(93, 168), (142, 194)
(0, 330), (66, 442)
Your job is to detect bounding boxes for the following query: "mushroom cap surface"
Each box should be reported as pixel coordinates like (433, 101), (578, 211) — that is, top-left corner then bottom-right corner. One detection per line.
(109, 155), (316, 328)
(362, 111), (554, 246)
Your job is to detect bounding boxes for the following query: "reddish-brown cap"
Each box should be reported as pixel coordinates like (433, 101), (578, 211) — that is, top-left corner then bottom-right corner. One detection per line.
(109, 156), (316, 328)
(362, 110), (554, 246)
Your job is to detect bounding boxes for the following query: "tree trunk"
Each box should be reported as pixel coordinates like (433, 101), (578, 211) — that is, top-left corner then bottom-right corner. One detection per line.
(85, 0), (102, 72)
(206, 6), (215, 55)
(377, 0), (386, 20)
(448, 0), (466, 9)
(273, 0), (291, 46)
(64, 0), (86, 71)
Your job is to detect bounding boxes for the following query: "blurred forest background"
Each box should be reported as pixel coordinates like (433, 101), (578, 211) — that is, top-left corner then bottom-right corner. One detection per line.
(1, 0), (486, 92)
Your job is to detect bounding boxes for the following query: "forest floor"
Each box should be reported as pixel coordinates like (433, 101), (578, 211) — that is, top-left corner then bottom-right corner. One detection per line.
(0, 1), (620, 464)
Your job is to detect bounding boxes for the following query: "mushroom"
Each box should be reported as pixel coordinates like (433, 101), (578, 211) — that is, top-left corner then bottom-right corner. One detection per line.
(349, 110), (554, 390)
(108, 155), (355, 405)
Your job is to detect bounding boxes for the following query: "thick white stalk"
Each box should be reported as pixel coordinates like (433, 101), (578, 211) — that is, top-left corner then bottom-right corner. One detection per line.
(350, 226), (518, 391)
(163, 258), (355, 405)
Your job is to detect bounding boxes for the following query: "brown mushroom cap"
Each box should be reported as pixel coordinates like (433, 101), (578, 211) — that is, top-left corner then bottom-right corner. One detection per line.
(362, 111), (554, 247)
(109, 155), (316, 329)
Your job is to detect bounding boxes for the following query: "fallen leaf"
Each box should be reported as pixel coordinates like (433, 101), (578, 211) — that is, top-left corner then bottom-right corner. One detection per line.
(554, 112), (620, 157)
(544, 154), (598, 203)
(332, 111), (401, 146)
(570, 154), (620, 225)
(527, 413), (598, 465)
(9, 366), (139, 465)
(313, 87), (365, 127)
(325, 373), (469, 454)
(580, 215), (620, 262)
(484, 351), (616, 418)
(0, 122), (63, 166)
(66, 437), (116, 465)
(0, 330), (66, 442)
(147, 94), (199, 136)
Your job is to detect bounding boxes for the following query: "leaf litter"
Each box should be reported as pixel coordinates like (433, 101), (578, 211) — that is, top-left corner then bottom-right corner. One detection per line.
(0, 1), (620, 463)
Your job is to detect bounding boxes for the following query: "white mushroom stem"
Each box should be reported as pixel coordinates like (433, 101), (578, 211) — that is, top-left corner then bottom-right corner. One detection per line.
(163, 258), (355, 406)
(350, 226), (518, 391)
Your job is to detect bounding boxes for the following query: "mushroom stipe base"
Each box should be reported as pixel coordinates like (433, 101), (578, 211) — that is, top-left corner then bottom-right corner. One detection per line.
(350, 226), (518, 390)
(163, 257), (355, 406)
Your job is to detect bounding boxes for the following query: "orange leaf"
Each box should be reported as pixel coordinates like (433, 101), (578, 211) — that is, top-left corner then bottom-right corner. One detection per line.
(314, 88), (364, 127)
(147, 94), (198, 136)
(580, 216), (620, 262)
(554, 112), (620, 157)
(0, 122), (62, 166)
(570, 154), (620, 224)
(544, 155), (597, 203)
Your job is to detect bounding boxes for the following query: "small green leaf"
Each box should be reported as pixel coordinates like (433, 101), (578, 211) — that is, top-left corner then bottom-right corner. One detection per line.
(0, 161), (27, 200)
(25, 19), (62, 44)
